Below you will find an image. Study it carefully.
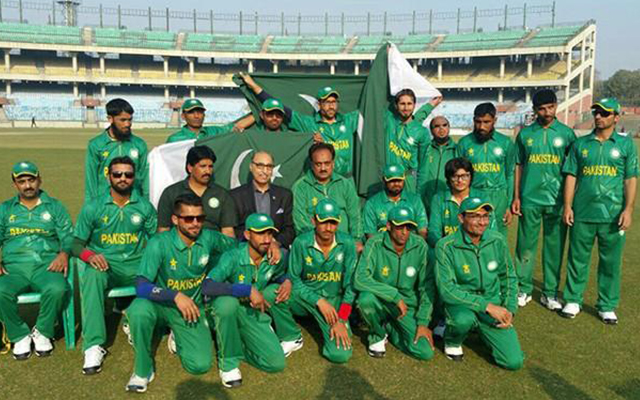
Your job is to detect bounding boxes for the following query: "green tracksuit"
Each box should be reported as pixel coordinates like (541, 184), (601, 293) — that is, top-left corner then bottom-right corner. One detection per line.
(418, 140), (458, 216)
(562, 130), (639, 311)
(73, 192), (157, 351)
(127, 228), (236, 377)
(288, 231), (357, 363)
(85, 130), (149, 200)
(290, 110), (358, 177)
(292, 170), (363, 239)
(166, 123), (236, 143)
(457, 131), (516, 237)
(0, 192), (73, 342)
(208, 243), (296, 373)
(435, 229), (523, 370)
(514, 119), (576, 298)
(383, 104), (435, 192)
(363, 190), (427, 236)
(354, 232), (434, 360)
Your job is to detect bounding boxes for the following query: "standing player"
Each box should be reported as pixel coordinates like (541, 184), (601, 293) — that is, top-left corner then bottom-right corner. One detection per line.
(125, 193), (236, 393)
(355, 206), (434, 360)
(72, 157), (157, 374)
(288, 199), (357, 364)
(561, 98), (638, 324)
(511, 89), (576, 310)
(85, 98), (149, 200)
(205, 214), (298, 388)
(0, 162), (73, 360)
(457, 103), (516, 237)
(384, 89), (442, 192)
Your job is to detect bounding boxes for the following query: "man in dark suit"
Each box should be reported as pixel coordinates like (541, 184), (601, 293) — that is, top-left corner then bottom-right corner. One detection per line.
(231, 151), (295, 252)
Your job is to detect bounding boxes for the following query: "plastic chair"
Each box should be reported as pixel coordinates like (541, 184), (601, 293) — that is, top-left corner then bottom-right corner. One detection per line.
(15, 260), (76, 350)
(76, 260), (137, 305)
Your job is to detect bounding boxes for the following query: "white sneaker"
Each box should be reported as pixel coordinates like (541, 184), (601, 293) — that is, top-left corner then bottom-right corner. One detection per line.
(83, 345), (108, 375)
(433, 320), (446, 338)
(31, 328), (53, 357)
(517, 293), (532, 307)
(560, 302), (581, 319)
(367, 335), (387, 358)
(598, 311), (618, 325)
(219, 368), (242, 388)
(122, 323), (133, 346)
(167, 330), (177, 355)
(281, 337), (304, 357)
(540, 295), (563, 311)
(12, 334), (32, 361)
(444, 345), (464, 361)
(126, 372), (155, 393)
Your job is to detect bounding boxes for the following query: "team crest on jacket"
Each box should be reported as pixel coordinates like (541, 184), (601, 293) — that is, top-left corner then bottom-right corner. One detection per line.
(487, 261), (498, 271)
(407, 136), (415, 146)
(199, 254), (209, 266)
(339, 125), (346, 133)
(526, 138), (534, 146)
(493, 147), (503, 156)
(610, 148), (621, 159)
(208, 197), (220, 208)
(406, 266), (416, 277)
(553, 138), (564, 148)
(129, 149), (139, 159)
(335, 252), (344, 263)
(41, 211), (52, 221)
(131, 214), (142, 225)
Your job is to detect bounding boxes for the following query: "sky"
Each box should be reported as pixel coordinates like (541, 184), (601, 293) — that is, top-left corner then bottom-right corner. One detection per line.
(65, 0), (640, 78)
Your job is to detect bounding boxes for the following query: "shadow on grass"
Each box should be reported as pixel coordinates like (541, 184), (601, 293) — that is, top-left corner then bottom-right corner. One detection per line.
(529, 365), (594, 400)
(611, 378), (640, 399)
(316, 364), (390, 400)
(174, 379), (231, 400)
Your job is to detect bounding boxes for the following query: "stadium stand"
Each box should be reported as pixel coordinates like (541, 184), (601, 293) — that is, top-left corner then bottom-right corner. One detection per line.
(524, 25), (583, 47)
(95, 95), (171, 123)
(5, 93), (84, 121)
(0, 22), (82, 45)
(268, 36), (349, 54)
(435, 30), (527, 52)
(94, 28), (176, 49)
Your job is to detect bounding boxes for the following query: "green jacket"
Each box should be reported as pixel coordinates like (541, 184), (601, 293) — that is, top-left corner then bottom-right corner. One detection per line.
(457, 131), (516, 203)
(0, 191), (73, 268)
(418, 139), (458, 213)
(85, 130), (149, 200)
(562, 130), (639, 223)
(207, 242), (286, 292)
(289, 110), (359, 176)
(166, 123), (235, 143)
(73, 191), (157, 270)
(292, 170), (362, 240)
(363, 189), (427, 235)
(515, 119), (577, 207)
(354, 232), (433, 326)
(435, 228), (518, 314)
(138, 228), (237, 305)
(289, 231), (357, 306)
(383, 104), (434, 172)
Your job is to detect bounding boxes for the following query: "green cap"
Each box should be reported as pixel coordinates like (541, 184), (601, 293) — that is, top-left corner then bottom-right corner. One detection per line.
(262, 98), (285, 113)
(12, 161), (39, 179)
(383, 164), (406, 181)
(181, 98), (206, 112)
(388, 206), (417, 227)
(592, 98), (621, 115)
(315, 198), (341, 223)
(459, 197), (494, 214)
(245, 213), (279, 233)
(317, 86), (340, 100)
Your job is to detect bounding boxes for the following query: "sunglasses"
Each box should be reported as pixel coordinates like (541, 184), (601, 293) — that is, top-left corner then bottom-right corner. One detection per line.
(176, 215), (206, 223)
(592, 109), (613, 118)
(111, 171), (135, 179)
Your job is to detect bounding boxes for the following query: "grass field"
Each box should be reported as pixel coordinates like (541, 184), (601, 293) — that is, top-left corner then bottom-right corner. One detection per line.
(0, 128), (639, 400)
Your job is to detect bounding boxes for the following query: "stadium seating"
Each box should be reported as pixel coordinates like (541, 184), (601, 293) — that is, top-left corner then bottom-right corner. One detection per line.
(198, 97), (250, 124)
(5, 93), (84, 121)
(96, 95), (170, 123)
(0, 22), (82, 45)
(9, 58), (40, 75)
(268, 36), (348, 54)
(182, 33), (263, 52)
(523, 25), (583, 48)
(435, 30), (527, 52)
(434, 100), (527, 129)
(94, 28), (176, 49)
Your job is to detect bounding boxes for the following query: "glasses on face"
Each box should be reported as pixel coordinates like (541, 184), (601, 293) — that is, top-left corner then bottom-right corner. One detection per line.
(451, 173), (471, 181)
(111, 171), (134, 179)
(592, 109), (613, 118)
(176, 215), (206, 223)
(464, 213), (490, 222)
(252, 162), (275, 171)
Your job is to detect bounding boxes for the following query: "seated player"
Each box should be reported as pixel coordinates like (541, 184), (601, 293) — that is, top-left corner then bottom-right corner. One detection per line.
(355, 206), (434, 360)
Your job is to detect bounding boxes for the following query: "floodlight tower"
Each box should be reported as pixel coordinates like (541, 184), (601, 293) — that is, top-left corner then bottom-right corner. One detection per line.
(57, 0), (81, 26)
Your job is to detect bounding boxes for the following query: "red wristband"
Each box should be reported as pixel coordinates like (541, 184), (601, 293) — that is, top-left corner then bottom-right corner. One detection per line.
(338, 303), (352, 321)
(79, 249), (96, 263)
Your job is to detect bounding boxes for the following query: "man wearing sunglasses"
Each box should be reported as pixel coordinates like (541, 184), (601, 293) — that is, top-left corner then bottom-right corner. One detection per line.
(72, 157), (157, 375)
(511, 89), (577, 311)
(435, 197), (523, 370)
(125, 193), (236, 393)
(561, 98), (638, 324)
(355, 206), (434, 361)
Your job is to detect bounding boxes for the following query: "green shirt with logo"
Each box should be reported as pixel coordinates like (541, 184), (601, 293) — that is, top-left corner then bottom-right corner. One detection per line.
(384, 104), (434, 173)
(289, 231), (357, 306)
(354, 232), (433, 326)
(0, 191), (73, 269)
(418, 140), (458, 213)
(363, 190), (427, 235)
(166, 123), (236, 144)
(138, 228), (237, 304)
(562, 130), (639, 223)
(515, 119), (577, 207)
